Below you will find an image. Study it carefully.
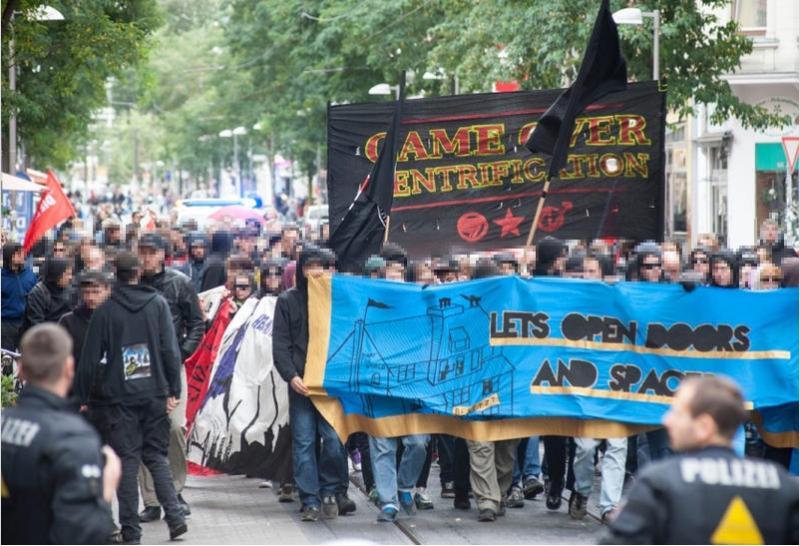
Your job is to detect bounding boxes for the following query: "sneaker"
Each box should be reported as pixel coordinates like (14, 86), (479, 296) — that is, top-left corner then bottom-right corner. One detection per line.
(522, 476), (545, 499)
(377, 503), (399, 522)
(168, 520), (188, 540)
(258, 480), (273, 488)
(545, 493), (562, 510)
(478, 508), (496, 522)
(278, 483), (295, 503)
(441, 481), (456, 498)
(568, 492), (588, 520)
(368, 488), (379, 506)
(322, 495), (339, 519)
(177, 494), (191, 516)
(138, 506), (161, 523)
(414, 488), (434, 510)
(336, 492), (356, 515)
(399, 490), (416, 516)
(453, 491), (471, 510)
(121, 537), (141, 545)
(301, 504), (320, 522)
(506, 486), (524, 508)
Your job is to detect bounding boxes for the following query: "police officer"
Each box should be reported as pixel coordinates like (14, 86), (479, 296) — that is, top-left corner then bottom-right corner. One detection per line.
(601, 376), (798, 544)
(138, 232), (204, 519)
(75, 252), (188, 544)
(2, 323), (121, 544)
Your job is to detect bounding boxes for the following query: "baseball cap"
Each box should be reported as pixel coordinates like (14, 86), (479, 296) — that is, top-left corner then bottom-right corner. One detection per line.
(138, 232), (165, 250)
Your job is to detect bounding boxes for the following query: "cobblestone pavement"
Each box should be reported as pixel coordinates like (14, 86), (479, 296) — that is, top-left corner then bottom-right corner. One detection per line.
(139, 464), (605, 544)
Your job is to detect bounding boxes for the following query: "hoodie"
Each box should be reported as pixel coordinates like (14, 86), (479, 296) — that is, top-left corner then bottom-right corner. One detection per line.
(180, 232), (208, 292)
(75, 283), (181, 405)
(1, 244), (37, 321)
(200, 231), (232, 291)
(272, 246), (327, 383)
(20, 257), (73, 335)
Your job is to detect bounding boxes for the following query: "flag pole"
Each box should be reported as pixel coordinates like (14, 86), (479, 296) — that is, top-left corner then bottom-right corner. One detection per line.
(383, 214), (391, 243)
(525, 177), (551, 247)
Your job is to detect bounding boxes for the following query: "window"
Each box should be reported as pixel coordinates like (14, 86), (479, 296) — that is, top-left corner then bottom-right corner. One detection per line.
(734, 0), (767, 31)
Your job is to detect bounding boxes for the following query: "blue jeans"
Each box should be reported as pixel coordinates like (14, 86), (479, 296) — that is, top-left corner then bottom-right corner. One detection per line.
(289, 390), (348, 508)
(369, 434), (429, 505)
(512, 436), (541, 485)
(573, 437), (627, 515)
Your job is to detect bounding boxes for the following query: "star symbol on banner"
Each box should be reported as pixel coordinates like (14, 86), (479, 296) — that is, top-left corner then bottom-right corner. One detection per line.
(493, 208), (525, 238)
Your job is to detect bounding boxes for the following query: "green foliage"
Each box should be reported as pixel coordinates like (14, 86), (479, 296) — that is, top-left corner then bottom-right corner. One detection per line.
(90, 0), (792, 186)
(1, 374), (18, 407)
(1, 0), (161, 168)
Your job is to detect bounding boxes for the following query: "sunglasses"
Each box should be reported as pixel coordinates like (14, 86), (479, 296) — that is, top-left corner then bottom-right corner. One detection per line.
(642, 263), (661, 269)
(265, 271), (282, 278)
(760, 277), (781, 283)
(234, 284), (251, 290)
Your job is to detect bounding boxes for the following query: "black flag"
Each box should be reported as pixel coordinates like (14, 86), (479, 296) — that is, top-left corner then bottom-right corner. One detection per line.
(329, 76), (405, 273)
(526, 0), (627, 179)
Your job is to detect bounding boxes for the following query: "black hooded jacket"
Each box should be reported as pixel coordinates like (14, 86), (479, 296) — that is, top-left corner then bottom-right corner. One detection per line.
(75, 283), (182, 405)
(141, 267), (205, 360)
(273, 247), (324, 383)
(200, 231), (232, 292)
(58, 305), (93, 366)
(21, 257), (73, 336)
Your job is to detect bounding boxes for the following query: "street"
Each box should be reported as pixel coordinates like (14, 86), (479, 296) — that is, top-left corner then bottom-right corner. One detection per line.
(139, 467), (604, 545)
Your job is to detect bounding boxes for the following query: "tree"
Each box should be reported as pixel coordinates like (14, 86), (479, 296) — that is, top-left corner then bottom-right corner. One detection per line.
(1, 0), (160, 169)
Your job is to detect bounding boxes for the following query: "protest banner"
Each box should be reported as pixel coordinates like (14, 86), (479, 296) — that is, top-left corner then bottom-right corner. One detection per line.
(305, 275), (798, 447)
(327, 82), (665, 257)
(187, 297), (291, 480)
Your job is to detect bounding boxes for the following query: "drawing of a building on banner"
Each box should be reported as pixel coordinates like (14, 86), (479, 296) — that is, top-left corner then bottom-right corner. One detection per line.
(326, 295), (515, 418)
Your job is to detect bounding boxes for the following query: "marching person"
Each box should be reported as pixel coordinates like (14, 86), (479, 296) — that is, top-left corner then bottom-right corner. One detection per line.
(601, 376), (798, 544)
(273, 245), (355, 521)
(2, 324), (122, 545)
(58, 270), (111, 369)
(138, 232), (204, 520)
(180, 232), (208, 293)
(21, 255), (74, 337)
(1, 242), (37, 351)
(75, 252), (188, 544)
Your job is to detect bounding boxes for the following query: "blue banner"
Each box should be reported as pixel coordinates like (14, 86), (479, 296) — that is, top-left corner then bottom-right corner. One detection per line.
(305, 275), (798, 444)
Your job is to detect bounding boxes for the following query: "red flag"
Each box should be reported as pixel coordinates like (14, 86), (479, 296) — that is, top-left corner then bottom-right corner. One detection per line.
(184, 298), (232, 432)
(22, 170), (76, 253)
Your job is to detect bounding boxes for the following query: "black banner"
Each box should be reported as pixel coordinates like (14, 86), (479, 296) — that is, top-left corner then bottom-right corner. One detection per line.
(327, 82), (666, 257)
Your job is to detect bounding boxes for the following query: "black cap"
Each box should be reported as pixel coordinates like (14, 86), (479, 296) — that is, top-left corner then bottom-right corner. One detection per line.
(115, 251), (140, 274)
(78, 270), (110, 286)
(138, 232), (165, 250)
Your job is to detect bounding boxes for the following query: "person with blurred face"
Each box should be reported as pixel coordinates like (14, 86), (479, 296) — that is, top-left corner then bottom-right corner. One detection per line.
(102, 218), (123, 248)
(661, 250), (681, 283)
(2, 242), (37, 350)
(52, 240), (67, 258)
(582, 256), (603, 280)
(414, 260), (435, 284)
(136, 232), (204, 521)
(259, 258), (286, 297)
(232, 275), (253, 306)
(602, 377), (798, 544)
(637, 248), (662, 283)
(737, 247), (759, 289)
(84, 246), (106, 272)
(696, 233), (718, 251)
(493, 252), (518, 276)
(710, 251), (738, 288)
(59, 271), (111, 366)
(689, 248), (710, 284)
(756, 263), (783, 290)
(432, 257), (459, 284)
(380, 243), (408, 282)
(281, 224), (301, 260)
(22, 256), (74, 336)
(363, 255), (386, 280)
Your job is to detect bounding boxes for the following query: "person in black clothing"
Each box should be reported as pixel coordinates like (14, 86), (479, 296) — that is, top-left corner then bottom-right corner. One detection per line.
(710, 250), (740, 288)
(58, 270), (111, 367)
(259, 257), (286, 298)
(181, 231), (208, 292)
(601, 376), (798, 544)
(759, 218), (798, 265)
(200, 230), (232, 291)
(273, 245), (355, 521)
(2, 323), (121, 545)
(75, 252), (188, 544)
(20, 256), (74, 338)
(137, 232), (203, 520)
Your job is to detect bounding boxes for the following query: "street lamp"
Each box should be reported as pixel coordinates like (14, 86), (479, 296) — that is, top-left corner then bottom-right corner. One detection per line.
(369, 83), (400, 100)
(219, 126), (247, 197)
(613, 7), (660, 81)
(6, 5), (65, 173)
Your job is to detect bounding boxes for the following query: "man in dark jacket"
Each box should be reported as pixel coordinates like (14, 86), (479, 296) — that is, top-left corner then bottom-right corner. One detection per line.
(759, 218), (798, 265)
(75, 252), (188, 544)
(200, 230), (232, 291)
(137, 232), (203, 519)
(58, 270), (111, 368)
(2, 323), (121, 545)
(601, 376), (798, 544)
(180, 232), (208, 292)
(21, 256), (74, 338)
(1, 242), (37, 350)
(273, 245), (354, 521)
